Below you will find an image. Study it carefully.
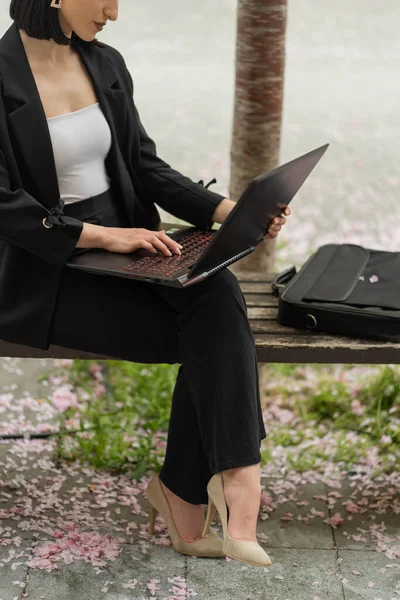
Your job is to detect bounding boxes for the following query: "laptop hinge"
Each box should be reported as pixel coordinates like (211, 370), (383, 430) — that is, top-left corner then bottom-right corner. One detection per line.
(185, 246), (256, 283)
(204, 246), (256, 276)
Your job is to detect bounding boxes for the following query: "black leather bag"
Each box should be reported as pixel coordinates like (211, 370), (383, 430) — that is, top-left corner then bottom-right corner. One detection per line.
(272, 244), (400, 342)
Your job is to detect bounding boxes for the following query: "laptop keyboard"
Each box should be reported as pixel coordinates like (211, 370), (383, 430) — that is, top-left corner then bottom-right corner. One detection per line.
(121, 230), (215, 277)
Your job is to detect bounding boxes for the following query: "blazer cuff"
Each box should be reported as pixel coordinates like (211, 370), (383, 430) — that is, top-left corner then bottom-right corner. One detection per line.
(195, 178), (226, 229)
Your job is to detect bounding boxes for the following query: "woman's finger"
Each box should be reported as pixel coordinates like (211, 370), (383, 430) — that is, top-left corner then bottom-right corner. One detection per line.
(140, 240), (159, 254)
(148, 235), (175, 256)
(158, 231), (182, 254)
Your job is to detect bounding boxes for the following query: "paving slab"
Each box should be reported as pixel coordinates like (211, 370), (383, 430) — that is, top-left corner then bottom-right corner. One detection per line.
(0, 358), (52, 394)
(257, 479), (334, 550)
(0, 441), (153, 544)
(187, 548), (342, 600)
(0, 439), (62, 542)
(339, 548), (400, 600)
(0, 358), (59, 437)
(25, 543), (185, 600)
(192, 479), (334, 551)
(0, 539), (33, 600)
(327, 479), (400, 553)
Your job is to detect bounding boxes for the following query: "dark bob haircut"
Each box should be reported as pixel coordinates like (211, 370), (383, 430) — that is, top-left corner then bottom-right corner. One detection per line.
(9, 0), (104, 47)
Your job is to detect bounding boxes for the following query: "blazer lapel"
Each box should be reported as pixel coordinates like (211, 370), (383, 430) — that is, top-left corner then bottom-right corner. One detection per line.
(0, 22), (130, 213)
(0, 23), (60, 210)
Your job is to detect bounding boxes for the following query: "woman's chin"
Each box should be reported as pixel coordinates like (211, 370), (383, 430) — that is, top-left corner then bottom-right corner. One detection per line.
(73, 30), (98, 43)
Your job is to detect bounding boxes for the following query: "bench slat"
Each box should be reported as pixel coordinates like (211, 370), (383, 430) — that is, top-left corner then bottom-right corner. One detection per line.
(247, 307), (279, 319)
(238, 282), (272, 294)
(1, 272), (399, 364)
(250, 320), (301, 334)
(235, 271), (274, 283)
(254, 334), (400, 364)
(243, 294), (278, 307)
(0, 341), (118, 361)
(1, 335), (398, 364)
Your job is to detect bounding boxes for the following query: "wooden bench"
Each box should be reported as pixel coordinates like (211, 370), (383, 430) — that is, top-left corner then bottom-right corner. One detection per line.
(0, 272), (399, 364)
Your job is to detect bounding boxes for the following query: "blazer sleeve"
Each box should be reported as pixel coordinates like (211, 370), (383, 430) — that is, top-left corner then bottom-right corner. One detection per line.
(0, 148), (84, 268)
(111, 48), (226, 228)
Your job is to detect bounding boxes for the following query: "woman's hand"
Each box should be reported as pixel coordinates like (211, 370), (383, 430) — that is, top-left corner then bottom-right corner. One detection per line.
(215, 198), (291, 238)
(265, 206), (291, 239)
(100, 227), (183, 256)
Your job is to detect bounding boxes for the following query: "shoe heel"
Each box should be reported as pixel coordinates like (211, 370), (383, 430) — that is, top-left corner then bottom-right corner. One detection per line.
(149, 505), (158, 535)
(145, 473), (224, 558)
(201, 497), (217, 538)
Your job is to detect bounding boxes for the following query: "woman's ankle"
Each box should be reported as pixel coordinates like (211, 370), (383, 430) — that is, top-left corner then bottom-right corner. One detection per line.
(161, 480), (202, 506)
(220, 466), (262, 541)
(160, 480), (206, 542)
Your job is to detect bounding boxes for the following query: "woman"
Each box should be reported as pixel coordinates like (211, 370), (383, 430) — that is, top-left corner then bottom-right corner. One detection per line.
(0, 0), (290, 567)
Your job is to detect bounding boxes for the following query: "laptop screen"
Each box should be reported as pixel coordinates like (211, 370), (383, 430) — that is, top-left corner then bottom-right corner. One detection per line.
(188, 144), (329, 279)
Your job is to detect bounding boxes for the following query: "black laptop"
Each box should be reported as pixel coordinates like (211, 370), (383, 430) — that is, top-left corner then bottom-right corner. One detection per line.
(67, 144), (329, 288)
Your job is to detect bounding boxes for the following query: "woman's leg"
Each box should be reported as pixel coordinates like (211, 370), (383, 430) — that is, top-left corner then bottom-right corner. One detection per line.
(50, 265), (266, 492)
(159, 365), (213, 504)
(152, 267), (267, 533)
(48, 266), (217, 540)
(48, 265), (181, 365)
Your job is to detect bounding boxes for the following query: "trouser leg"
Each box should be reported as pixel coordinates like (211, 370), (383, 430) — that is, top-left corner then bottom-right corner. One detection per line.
(154, 268), (267, 505)
(159, 365), (214, 504)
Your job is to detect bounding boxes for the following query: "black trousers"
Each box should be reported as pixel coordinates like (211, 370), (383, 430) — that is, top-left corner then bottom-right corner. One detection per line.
(49, 187), (267, 505)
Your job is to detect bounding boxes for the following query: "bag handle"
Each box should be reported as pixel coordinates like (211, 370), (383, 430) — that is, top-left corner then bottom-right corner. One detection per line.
(271, 266), (297, 297)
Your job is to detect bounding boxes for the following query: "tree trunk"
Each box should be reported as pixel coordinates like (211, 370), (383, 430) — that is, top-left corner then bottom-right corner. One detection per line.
(229, 0), (287, 277)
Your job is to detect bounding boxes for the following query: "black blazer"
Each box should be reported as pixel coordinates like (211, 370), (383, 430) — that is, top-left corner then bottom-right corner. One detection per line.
(0, 21), (225, 350)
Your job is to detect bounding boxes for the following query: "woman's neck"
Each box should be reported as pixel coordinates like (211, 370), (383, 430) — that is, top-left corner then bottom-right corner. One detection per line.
(18, 28), (75, 69)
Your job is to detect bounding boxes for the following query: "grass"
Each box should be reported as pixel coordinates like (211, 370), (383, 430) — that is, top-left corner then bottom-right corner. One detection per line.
(56, 360), (179, 480)
(50, 359), (400, 481)
(258, 363), (400, 474)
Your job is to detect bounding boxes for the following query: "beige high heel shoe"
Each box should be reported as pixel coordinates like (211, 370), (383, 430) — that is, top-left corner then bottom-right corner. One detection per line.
(145, 473), (224, 558)
(201, 472), (272, 567)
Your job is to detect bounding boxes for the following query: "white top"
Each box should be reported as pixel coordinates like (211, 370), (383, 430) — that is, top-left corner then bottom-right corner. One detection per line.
(47, 103), (112, 205)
